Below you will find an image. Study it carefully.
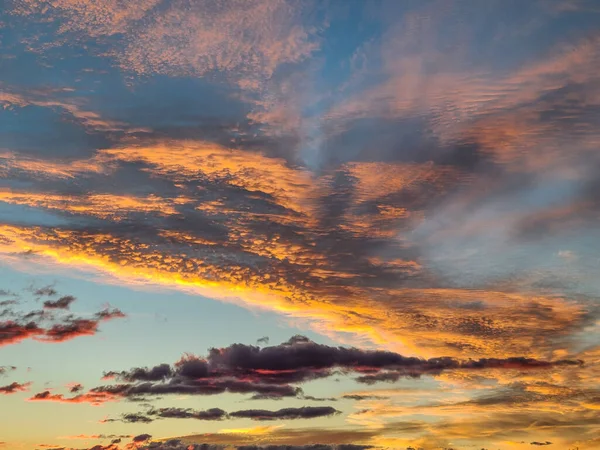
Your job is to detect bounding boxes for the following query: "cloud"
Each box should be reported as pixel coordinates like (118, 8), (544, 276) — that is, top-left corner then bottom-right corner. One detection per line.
(116, 406), (337, 423)
(229, 406), (340, 421)
(33, 285), (58, 297)
(128, 442), (372, 450)
(1, 3), (600, 448)
(68, 383), (84, 393)
(0, 365), (17, 376)
(168, 426), (380, 448)
(132, 435), (152, 443)
(148, 407), (227, 421)
(37, 336), (582, 406)
(256, 336), (269, 346)
(43, 295), (76, 310)
(0, 190), (191, 222)
(28, 389), (120, 406)
(340, 394), (386, 401)
(105, 364), (172, 382)
(0, 135), (594, 360)
(45, 438), (374, 450)
(120, 414), (154, 424)
(1, 288), (125, 346)
(87, 378), (300, 403)
(0, 308), (125, 346)
(136, 442), (224, 450)
(0, 381), (31, 394)
(0, 321), (45, 346)
(58, 434), (132, 440)
(12, 0), (322, 94)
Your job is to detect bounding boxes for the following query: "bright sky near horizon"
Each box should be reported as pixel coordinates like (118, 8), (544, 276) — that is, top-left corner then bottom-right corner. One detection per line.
(1, 1), (599, 450)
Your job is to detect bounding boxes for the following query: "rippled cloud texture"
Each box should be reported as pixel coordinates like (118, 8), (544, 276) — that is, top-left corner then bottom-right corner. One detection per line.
(1, 1), (600, 449)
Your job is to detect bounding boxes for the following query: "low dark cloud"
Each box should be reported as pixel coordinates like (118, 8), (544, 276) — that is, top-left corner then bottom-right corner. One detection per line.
(257, 336), (270, 346)
(43, 295), (76, 310)
(87, 378), (300, 402)
(229, 406), (340, 421)
(0, 300), (18, 307)
(204, 336), (583, 384)
(110, 336), (582, 386)
(0, 365), (16, 376)
(106, 364), (172, 382)
(38, 336), (582, 405)
(114, 406), (338, 424)
(341, 394), (385, 401)
(0, 321), (44, 346)
(0, 381), (31, 394)
(139, 443), (224, 450)
(149, 407), (227, 421)
(132, 434), (152, 443)
(121, 414), (154, 424)
(300, 394), (337, 402)
(0, 290), (126, 346)
(32, 286), (57, 298)
(530, 442), (553, 446)
(96, 441), (373, 450)
(236, 447), (372, 450)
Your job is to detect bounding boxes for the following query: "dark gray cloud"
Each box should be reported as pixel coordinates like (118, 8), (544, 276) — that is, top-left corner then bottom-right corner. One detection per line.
(0, 381), (31, 394)
(138, 442), (224, 450)
(229, 406), (340, 421)
(149, 407), (227, 421)
(91, 378), (301, 401)
(341, 394), (385, 401)
(106, 364), (172, 382)
(121, 414), (154, 424)
(236, 447), (372, 450)
(134, 442), (372, 450)
(32, 286), (57, 297)
(132, 434), (152, 443)
(0, 365), (16, 376)
(117, 406), (339, 424)
(38, 336), (582, 406)
(43, 295), (76, 310)
(257, 336), (270, 346)
(0, 290), (125, 346)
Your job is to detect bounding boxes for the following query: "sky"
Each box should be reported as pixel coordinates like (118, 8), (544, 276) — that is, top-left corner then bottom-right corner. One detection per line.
(0, 0), (599, 449)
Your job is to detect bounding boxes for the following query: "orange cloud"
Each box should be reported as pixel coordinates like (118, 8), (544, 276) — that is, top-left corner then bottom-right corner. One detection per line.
(0, 190), (189, 220)
(28, 389), (120, 406)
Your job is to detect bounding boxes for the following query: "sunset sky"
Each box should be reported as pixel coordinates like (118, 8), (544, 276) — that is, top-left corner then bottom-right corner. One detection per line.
(1, 1), (599, 449)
